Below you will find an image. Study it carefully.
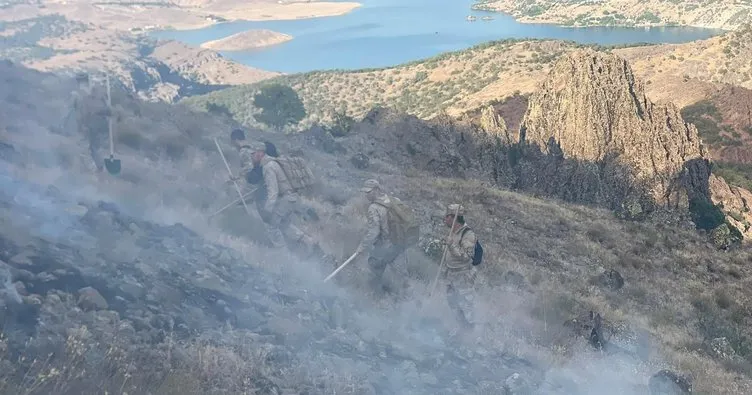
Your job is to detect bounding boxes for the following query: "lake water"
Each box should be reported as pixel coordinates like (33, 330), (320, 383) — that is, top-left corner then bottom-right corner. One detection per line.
(151, 0), (724, 73)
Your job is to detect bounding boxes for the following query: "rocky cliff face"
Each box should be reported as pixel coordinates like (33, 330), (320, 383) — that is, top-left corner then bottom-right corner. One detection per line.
(519, 48), (710, 212)
(515, 48), (752, 240)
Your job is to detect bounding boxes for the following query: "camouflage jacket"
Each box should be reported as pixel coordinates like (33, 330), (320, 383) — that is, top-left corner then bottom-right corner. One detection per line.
(260, 155), (293, 213)
(445, 224), (477, 271)
(238, 145), (255, 174)
(360, 195), (391, 253)
(72, 86), (109, 128)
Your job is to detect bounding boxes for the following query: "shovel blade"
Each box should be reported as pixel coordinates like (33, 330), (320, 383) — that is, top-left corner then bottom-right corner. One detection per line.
(104, 157), (121, 175)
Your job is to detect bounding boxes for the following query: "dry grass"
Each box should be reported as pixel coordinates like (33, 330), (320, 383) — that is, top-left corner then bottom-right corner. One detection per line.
(0, 326), (367, 395)
(615, 25), (752, 105)
(398, 175), (752, 394)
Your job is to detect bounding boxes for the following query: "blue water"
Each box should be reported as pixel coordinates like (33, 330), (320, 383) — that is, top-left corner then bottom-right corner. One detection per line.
(151, 0), (724, 73)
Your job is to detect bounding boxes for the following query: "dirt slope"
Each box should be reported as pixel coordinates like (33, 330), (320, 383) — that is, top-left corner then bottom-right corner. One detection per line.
(2, 61), (752, 394)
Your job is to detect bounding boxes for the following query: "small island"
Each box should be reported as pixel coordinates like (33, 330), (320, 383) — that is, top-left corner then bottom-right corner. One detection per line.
(200, 29), (294, 51)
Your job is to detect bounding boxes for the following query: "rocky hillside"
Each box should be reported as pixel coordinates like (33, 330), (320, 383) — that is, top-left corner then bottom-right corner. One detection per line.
(616, 25), (752, 101)
(183, 39), (580, 124)
(185, 28), (752, 168)
(0, 14), (277, 103)
(473, 0), (752, 29)
(680, 85), (752, 165)
(520, 49), (710, 212)
(4, 56), (752, 394)
(518, 48), (751, 243)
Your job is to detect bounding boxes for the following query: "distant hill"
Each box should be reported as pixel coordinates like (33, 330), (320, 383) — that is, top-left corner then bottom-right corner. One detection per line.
(186, 27), (752, 126)
(182, 39), (584, 125)
(473, 0), (752, 30)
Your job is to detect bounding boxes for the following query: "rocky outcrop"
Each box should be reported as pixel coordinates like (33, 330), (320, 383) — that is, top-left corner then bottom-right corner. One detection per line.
(479, 105), (510, 145)
(519, 48), (710, 213)
(510, 48), (752, 240)
(709, 174), (752, 238)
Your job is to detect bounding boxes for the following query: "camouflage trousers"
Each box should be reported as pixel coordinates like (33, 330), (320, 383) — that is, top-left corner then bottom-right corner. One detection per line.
(367, 242), (404, 291)
(445, 268), (477, 327)
(258, 194), (312, 250)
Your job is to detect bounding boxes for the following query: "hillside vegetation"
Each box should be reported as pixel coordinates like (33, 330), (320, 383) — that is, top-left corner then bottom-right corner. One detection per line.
(183, 39), (581, 125)
(184, 27), (752, 127)
(616, 24), (752, 98)
(473, 0), (752, 29)
(4, 60), (752, 394)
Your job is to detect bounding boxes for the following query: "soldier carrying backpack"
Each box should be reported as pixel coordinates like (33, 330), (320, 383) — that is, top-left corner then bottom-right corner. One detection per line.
(354, 179), (420, 294)
(230, 132), (318, 255)
(440, 203), (483, 329)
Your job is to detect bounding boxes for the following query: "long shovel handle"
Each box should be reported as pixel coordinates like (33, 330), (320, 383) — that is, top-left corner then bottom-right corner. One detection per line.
(213, 137), (253, 217)
(209, 187), (258, 218)
(324, 251), (360, 283)
(106, 74), (114, 157)
(428, 204), (460, 297)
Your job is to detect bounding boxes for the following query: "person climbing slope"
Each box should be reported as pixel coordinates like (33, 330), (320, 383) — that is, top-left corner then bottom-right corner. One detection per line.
(354, 179), (419, 294)
(230, 131), (318, 255)
(440, 203), (483, 329)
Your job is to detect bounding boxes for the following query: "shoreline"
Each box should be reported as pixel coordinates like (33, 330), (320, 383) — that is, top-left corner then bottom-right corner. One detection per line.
(199, 29), (295, 52)
(158, 1), (363, 32)
(469, 2), (744, 31)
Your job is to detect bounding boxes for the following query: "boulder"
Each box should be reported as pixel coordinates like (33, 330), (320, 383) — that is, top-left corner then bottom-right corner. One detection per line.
(77, 286), (109, 311)
(594, 268), (625, 291)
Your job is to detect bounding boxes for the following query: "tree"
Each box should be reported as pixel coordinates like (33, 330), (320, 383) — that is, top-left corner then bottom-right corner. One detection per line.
(253, 84), (305, 129)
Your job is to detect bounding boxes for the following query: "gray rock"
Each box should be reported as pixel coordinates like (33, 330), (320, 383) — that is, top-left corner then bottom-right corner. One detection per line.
(22, 294), (43, 305)
(36, 271), (57, 283)
(77, 286), (108, 311)
(709, 337), (736, 360)
(13, 281), (28, 296)
(648, 369), (692, 395)
(350, 152), (370, 169)
(595, 268), (624, 291)
(503, 372), (532, 394)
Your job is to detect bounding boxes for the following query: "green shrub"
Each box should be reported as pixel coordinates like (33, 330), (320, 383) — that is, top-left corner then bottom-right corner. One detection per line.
(689, 197), (725, 231)
(253, 84), (306, 129)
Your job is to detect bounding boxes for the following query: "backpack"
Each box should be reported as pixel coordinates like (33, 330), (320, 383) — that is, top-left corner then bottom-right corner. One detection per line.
(264, 141), (279, 157)
(269, 156), (315, 191)
(376, 197), (420, 248)
(461, 227), (483, 266)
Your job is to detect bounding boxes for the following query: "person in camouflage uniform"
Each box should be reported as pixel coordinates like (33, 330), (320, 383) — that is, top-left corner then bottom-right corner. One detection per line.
(231, 133), (316, 252)
(69, 72), (111, 173)
(355, 179), (404, 293)
(441, 204), (478, 329)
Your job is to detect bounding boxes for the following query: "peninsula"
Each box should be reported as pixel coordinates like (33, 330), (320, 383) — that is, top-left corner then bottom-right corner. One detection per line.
(201, 30), (294, 52)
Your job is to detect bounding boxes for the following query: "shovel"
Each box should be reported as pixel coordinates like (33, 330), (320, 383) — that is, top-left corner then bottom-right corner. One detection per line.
(323, 250), (360, 283)
(103, 74), (121, 175)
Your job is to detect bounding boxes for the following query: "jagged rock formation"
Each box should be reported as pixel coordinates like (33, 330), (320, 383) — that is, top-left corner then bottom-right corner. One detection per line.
(479, 105), (510, 145)
(709, 174), (752, 238)
(519, 48), (711, 214)
(507, 49), (752, 241)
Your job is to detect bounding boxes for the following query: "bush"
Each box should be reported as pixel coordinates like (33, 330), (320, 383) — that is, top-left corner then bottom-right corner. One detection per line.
(253, 84), (306, 129)
(328, 109), (355, 138)
(689, 197), (725, 231)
